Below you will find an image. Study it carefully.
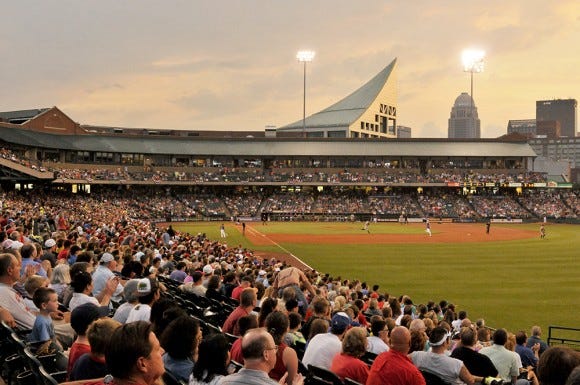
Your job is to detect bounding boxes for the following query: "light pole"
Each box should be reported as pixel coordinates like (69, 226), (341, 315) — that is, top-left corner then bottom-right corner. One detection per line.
(462, 49), (485, 137)
(297, 50), (315, 137)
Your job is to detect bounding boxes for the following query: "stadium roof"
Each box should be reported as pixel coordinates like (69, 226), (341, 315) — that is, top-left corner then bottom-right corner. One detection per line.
(0, 108), (50, 123)
(0, 125), (536, 157)
(278, 59), (397, 130)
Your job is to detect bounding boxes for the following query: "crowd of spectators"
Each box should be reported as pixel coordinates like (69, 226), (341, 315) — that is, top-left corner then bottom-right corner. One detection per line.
(1, 189), (579, 385)
(0, 147), (552, 186)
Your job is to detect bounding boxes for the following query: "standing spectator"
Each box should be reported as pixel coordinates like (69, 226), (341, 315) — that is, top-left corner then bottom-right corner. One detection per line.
(272, 266), (316, 315)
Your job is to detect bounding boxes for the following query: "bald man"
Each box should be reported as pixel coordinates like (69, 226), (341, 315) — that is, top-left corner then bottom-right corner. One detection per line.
(367, 326), (426, 385)
(220, 328), (303, 385)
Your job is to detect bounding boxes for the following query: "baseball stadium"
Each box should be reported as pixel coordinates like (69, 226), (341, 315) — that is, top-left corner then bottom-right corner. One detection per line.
(1, 58), (579, 383)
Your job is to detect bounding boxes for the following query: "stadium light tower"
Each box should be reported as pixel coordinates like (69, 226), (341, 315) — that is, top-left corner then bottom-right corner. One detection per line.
(297, 50), (315, 137)
(462, 49), (485, 135)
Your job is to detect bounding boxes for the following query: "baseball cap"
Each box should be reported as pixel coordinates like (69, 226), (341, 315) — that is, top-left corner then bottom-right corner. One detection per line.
(136, 278), (158, 296)
(44, 239), (56, 248)
(331, 312), (351, 334)
(134, 251), (145, 261)
(70, 303), (109, 335)
(202, 264), (214, 275)
(100, 253), (115, 263)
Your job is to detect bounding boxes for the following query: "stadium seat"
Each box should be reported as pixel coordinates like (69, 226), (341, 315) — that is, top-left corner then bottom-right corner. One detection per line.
(308, 364), (343, 385)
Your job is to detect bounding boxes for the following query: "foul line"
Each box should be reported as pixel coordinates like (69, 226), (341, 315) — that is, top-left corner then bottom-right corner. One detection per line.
(246, 226), (313, 271)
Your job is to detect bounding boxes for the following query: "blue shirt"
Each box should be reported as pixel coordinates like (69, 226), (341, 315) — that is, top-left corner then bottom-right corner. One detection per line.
(29, 314), (54, 343)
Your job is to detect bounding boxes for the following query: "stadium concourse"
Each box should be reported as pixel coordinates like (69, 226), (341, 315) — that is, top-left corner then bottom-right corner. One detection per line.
(1, 189), (580, 385)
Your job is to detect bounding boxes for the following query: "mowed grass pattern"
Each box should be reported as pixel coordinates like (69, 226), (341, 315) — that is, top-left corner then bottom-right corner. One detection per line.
(174, 222), (579, 334)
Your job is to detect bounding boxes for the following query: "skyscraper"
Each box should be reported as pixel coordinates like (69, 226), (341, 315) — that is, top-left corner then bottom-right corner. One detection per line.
(536, 99), (577, 137)
(448, 92), (480, 138)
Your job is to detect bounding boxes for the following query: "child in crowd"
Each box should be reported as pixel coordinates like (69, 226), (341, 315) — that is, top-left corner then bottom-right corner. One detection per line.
(28, 287), (62, 351)
(284, 312), (306, 346)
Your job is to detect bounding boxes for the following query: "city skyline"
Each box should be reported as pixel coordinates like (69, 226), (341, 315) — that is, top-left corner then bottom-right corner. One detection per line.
(1, 1), (578, 138)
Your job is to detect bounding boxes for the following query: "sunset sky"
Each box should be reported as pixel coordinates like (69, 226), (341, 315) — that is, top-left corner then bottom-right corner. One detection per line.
(1, 1), (578, 138)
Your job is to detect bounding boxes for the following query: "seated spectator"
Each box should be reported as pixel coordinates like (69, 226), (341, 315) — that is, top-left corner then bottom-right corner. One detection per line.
(220, 328), (302, 385)
(67, 303), (110, 376)
(69, 271), (117, 311)
(527, 326), (549, 356)
(537, 347), (580, 385)
(480, 328), (528, 385)
(28, 287), (62, 351)
(69, 317), (121, 380)
(102, 321), (166, 385)
(302, 312), (350, 370)
(189, 333), (231, 385)
(160, 314), (202, 382)
(367, 326), (426, 385)
(411, 326), (482, 385)
(265, 311), (299, 385)
(451, 326), (498, 378)
(367, 316), (390, 355)
(50, 263), (71, 302)
(126, 277), (161, 323)
(230, 314), (259, 364)
(307, 318), (330, 342)
(181, 271), (207, 296)
(112, 279), (140, 323)
(284, 312), (306, 347)
(0, 252), (74, 348)
(23, 274), (50, 312)
(330, 327), (370, 384)
(222, 288), (257, 336)
(515, 330), (540, 369)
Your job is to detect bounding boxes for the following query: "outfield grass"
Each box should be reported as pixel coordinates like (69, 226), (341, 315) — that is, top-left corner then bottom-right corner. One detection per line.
(174, 221), (579, 335)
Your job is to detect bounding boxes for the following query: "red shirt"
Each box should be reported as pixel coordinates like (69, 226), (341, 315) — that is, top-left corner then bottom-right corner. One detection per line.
(330, 353), (370, 384)
(222, 306), (250, 336)
(269, 343), (289, 381)
(230, 338), (244, 364)
(67, 342), (91, 376)
(367, 349), (426, 385)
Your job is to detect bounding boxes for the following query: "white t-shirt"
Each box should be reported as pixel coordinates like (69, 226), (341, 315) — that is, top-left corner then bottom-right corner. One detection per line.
(126, 303), (152, 323)
(302, 333), (342, 370)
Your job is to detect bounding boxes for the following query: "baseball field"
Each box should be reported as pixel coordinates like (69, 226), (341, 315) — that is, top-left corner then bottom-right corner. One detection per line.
(172, 221), (579, 336)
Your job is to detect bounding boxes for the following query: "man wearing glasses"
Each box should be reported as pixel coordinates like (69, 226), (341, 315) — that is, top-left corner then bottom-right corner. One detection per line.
(220, 328), (303, 385)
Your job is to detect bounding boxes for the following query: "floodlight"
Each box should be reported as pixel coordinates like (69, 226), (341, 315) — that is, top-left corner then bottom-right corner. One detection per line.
(297, 50), (315, 62)
(462, 49), (485, 73)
